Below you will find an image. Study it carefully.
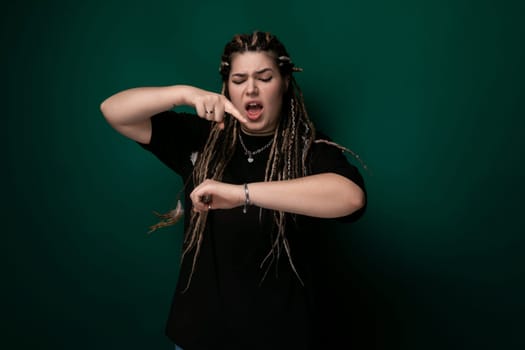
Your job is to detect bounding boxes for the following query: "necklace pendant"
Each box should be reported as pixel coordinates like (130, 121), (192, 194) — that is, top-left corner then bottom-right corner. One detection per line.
(246, 151), (254, 163)
(239, 133), (273, 164)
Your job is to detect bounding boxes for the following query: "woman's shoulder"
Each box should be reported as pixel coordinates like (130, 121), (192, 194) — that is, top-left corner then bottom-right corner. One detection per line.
(313, 129), (332, 141)
(308, 129), (364, 178)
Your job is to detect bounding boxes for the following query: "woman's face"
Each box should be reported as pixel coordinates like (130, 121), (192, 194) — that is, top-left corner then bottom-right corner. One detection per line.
(227, 51), (289, 135)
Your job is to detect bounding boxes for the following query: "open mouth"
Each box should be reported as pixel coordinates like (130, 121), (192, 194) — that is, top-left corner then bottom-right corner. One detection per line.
(245, 102), (263, 120)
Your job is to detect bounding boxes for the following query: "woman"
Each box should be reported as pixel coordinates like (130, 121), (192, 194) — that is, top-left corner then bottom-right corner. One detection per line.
(101, 31), (366, 350)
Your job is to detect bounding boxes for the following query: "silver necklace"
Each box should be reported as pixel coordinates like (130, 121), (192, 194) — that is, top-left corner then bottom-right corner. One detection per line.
(238, 132), (274, 163)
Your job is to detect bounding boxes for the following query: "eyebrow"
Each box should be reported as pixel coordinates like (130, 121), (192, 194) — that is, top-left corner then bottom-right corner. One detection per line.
(231, 68), (274, 78)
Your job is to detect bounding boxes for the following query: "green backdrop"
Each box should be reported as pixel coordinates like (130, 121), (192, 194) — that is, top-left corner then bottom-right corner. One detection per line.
(4, 0), (524, 349)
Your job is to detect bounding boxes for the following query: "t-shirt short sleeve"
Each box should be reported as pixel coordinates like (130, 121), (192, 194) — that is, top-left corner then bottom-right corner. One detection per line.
(309, 132), (367, 222)
(138, 111), (211, 175)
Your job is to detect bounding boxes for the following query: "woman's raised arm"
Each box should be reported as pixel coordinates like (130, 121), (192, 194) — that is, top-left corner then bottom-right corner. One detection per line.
(100, 85), (245, 143)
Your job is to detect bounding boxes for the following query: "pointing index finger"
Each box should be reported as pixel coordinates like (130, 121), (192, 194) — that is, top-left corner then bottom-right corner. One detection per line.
(224, 100), (248, 124)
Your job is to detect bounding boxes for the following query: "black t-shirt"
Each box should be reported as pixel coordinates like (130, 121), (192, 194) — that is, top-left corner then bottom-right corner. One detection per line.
(140, 111), (366, 350)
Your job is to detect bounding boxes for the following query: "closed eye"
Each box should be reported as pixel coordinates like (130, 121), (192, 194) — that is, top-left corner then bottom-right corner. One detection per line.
(231, 78), (246, 84)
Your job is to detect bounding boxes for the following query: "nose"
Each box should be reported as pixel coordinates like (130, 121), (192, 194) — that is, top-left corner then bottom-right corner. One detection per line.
(246, 79), (258, 96)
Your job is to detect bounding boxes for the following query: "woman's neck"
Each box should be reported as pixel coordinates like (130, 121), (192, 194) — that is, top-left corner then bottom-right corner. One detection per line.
(240, 127), (276, 137)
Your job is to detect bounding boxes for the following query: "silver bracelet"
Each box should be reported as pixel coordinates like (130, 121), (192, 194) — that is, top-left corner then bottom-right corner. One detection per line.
(243, 183), (250, 214)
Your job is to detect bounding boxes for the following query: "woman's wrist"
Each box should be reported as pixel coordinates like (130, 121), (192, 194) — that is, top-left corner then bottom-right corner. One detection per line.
(169, 85), (198, 107)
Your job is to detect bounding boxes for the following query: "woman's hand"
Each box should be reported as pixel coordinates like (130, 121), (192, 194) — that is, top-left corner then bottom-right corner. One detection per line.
(190, 88), (247, 129)
(190, 179), (244, 212)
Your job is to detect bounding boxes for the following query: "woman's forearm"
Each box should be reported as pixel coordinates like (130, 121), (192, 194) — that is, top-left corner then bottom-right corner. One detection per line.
(100, 85), (198, 143)
(191, 173), (365, 218)
(100, 85), (197, 124)
(100, 85), (245, 143)
(248, 173), (365, 218)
